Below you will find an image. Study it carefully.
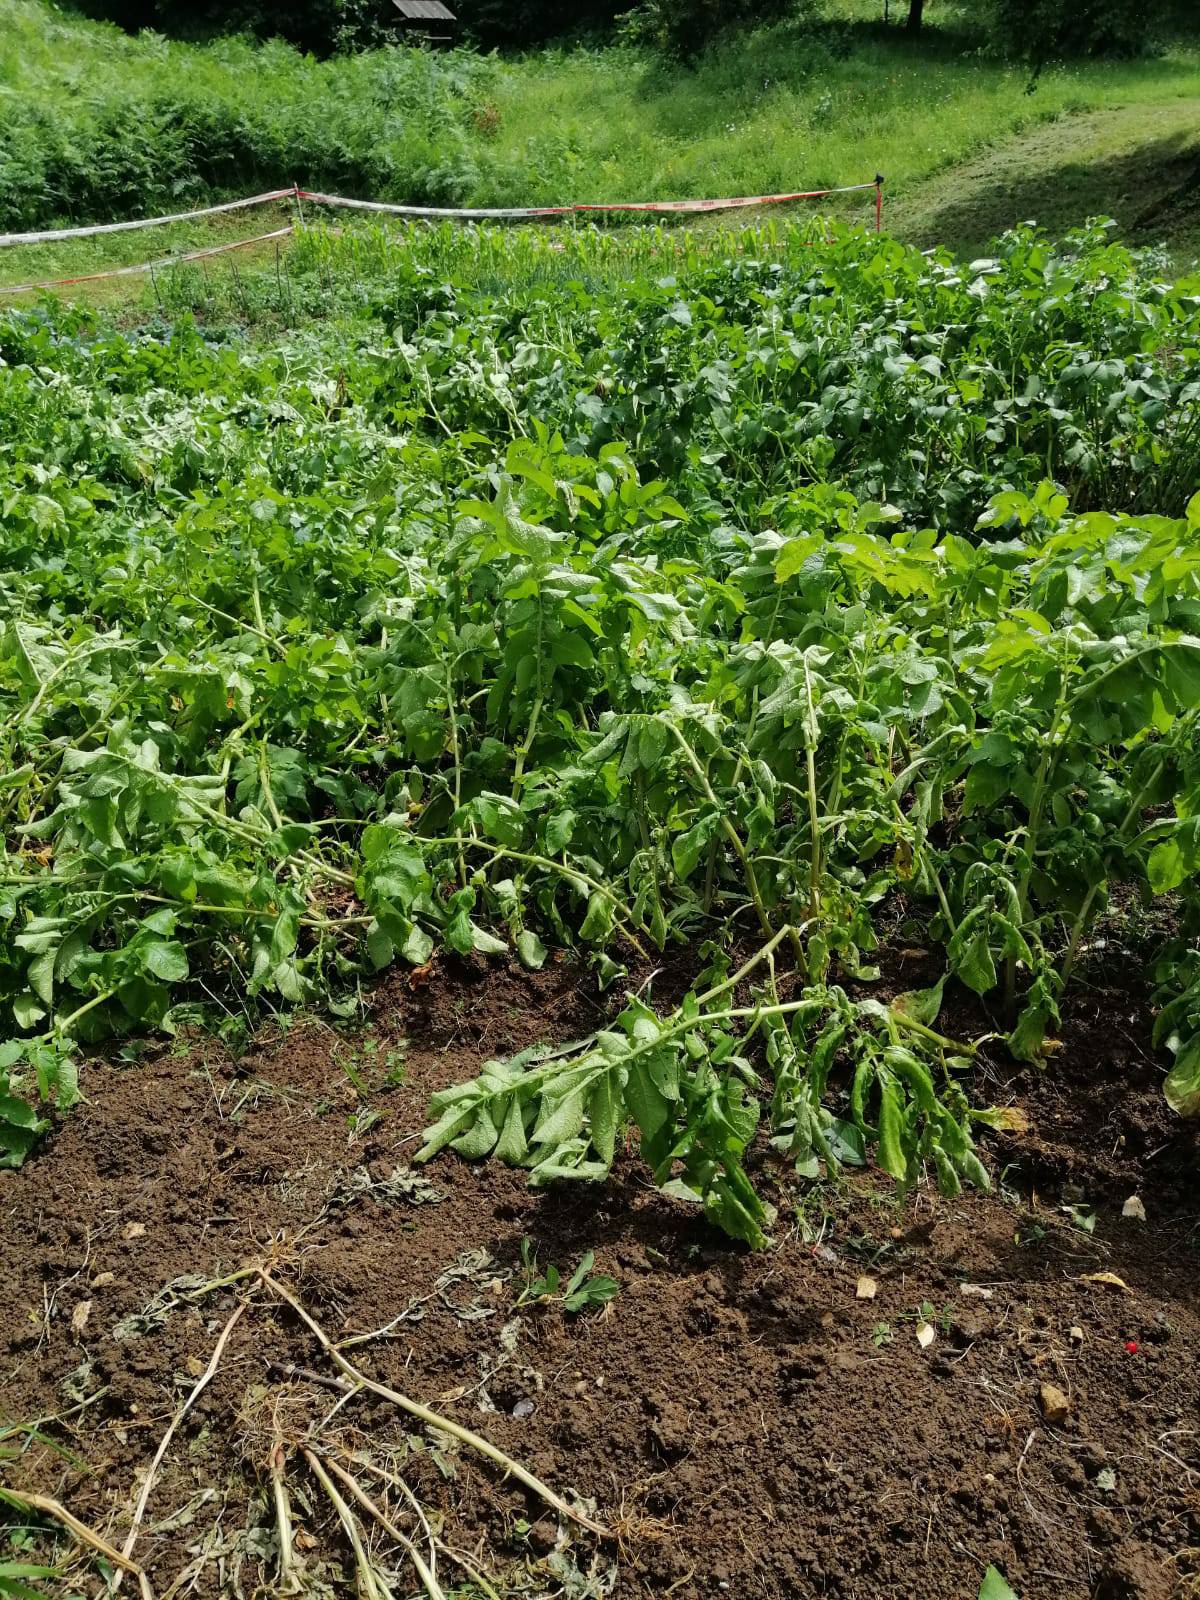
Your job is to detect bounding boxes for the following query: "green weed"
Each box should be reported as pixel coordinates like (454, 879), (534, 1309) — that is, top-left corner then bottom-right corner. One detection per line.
(0, 0), (1197, 255)
(516, 1242), (620, 1313)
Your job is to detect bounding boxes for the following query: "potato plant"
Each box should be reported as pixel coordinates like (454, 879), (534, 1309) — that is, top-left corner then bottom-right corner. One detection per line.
(1, 219), (1198, 1237)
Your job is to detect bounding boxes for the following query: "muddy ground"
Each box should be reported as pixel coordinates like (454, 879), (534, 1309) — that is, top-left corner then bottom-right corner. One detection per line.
(1, 950), (1198, 1600)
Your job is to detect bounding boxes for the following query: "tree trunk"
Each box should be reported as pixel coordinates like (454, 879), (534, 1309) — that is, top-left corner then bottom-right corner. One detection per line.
(907, 0), (925, 30)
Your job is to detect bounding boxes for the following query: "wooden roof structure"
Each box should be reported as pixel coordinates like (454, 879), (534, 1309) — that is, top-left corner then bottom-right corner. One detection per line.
(391, 0), (456, 20)
(390, 0), (456, 41)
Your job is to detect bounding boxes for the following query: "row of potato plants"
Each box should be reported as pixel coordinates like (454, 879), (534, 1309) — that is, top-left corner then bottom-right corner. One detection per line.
(0, 220), (1197, 1238)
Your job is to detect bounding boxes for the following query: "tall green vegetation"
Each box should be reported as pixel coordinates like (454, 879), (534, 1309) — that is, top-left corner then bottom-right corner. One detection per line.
(70, 0), (387, 53)
(66, 0), (1187, 58)
(2, 218), (1199, 1231)
(619, 0), (808, 58)
(0, 2), (501, 225)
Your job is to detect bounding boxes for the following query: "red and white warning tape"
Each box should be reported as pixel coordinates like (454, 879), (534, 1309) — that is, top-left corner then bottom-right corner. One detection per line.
(293, 180), (881, 220)
(0, 178), (883, 245)
(0, 191), (296, 249)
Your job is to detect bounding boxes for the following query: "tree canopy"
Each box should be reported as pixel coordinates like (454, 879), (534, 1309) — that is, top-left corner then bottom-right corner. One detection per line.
(66, 0), (1178, 59)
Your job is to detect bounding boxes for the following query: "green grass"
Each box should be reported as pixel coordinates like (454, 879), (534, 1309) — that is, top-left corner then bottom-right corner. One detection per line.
(0, 212), (838, 322)
(0, 225), (265, 312)
(0, 205), (302, 298)
(483, 29), (1200, 208)
(889, 98), (1200, 268)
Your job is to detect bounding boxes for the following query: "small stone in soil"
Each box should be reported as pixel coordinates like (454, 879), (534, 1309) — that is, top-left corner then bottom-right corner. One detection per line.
(1039, 1382), (1071, 1424)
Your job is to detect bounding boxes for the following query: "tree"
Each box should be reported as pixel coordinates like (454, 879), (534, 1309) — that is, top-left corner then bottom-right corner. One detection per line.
(76, 0), (630, 50)
(67, 0), (396, 55)
(455, 0), (627, 46)
(621, 0), (817, 59)
(906, 0), (925, 31)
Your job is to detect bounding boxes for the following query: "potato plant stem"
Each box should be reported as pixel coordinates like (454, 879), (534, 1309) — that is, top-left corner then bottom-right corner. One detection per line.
(111, 1299), (249, 1595)
(1058, 751), (1169, 989)
(697, 923), (799, 1006)
(316, 1453), (447, 1600)
(665, 720), (800, 955)
(802, 657), (822, 916)
(0, 1488), (154, 1600)
(301, 1447), (392, 1600)
(423, 834), (649, 957)
(511, 596), (545, 795)
(1006, 686), (1067, 1017)
(443, 658), (467, 887)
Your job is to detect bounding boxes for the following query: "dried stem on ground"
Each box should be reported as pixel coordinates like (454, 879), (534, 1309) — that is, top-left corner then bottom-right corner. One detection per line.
(111, 1298), (250, 1593)
(259, 1267), (612, 1539)
(0, 1487), (155, 1600)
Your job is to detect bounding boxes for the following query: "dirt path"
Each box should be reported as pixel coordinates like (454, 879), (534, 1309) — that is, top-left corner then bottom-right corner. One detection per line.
(1, 953), (1198, 1600)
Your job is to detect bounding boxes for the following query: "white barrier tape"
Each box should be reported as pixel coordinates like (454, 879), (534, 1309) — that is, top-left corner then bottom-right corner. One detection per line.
(0, 177), (885, 291)
(0, 178), (882, 247)
(295, 181), (880, 219)
(0, 189), (296, 248)
(296, 191), (564, 221)
(0, 226), (294, 296)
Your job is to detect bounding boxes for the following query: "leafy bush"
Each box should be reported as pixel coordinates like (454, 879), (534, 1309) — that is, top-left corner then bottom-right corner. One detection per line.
(72, 0), (633, 50)
(0, 27), (499, 226)
(456, 0), (630, 47)
(64, 0), (396, 55)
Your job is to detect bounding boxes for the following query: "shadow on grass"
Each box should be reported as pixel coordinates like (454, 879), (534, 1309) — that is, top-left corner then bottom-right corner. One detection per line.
(630, 13), (981, 102)
(911, 127), (1200, 256)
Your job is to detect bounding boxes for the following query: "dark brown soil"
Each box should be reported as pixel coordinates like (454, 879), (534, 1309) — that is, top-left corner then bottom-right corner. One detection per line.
(2, 951), (1198, 1600)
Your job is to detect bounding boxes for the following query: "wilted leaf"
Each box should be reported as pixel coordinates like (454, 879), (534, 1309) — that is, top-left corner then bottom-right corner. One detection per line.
(890, 975), (945, 1028)
(1163, 1037), (1200, 1118)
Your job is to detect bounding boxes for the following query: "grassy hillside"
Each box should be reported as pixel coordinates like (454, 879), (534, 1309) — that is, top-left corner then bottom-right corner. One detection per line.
(1, 0), (1199, 257)
(890, 98), (1200, 264)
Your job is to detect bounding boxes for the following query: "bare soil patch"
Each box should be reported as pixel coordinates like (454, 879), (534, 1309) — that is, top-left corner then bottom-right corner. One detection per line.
(1, 952), (1198, 1599)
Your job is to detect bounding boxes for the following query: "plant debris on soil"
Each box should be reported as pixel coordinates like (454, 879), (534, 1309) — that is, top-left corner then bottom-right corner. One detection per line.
(2, 951), (1198, 1600)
